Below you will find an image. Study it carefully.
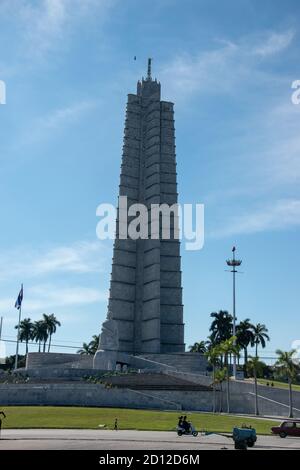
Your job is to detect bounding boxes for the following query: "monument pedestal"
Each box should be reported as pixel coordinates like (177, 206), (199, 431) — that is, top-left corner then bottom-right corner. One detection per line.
(93, 350), (117, 371)
(93, 350), (132, 371)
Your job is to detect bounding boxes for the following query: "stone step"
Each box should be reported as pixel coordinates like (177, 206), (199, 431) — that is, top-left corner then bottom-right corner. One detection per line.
(137, 353), (207, 373)
(102, 373), (211, 391)
(114, 384), (211, 391)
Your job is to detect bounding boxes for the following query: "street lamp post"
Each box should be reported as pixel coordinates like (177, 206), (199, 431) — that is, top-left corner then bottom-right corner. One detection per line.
(226, 246), (242, 378)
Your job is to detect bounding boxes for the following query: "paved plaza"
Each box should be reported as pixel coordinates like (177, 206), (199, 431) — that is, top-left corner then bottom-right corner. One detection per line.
(1, 429), (300, 450)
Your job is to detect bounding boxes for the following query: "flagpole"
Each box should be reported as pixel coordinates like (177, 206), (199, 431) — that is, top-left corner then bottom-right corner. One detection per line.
(14, 305), (22, 370)
(14, 285), (23, 370)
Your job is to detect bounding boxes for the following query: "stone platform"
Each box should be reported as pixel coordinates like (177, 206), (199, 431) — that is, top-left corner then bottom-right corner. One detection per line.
(6, 353), (300, 417)
(100, 372), (212, 391)
(26, 352), (94, 370)
(26, 351), (208, 375)
(136, 353), (208, 374)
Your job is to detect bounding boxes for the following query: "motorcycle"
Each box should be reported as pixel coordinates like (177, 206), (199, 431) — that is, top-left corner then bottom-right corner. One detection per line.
(177, 423), (198, 437)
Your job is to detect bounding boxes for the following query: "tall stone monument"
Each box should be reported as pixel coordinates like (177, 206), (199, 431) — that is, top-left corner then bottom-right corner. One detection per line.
(94, 60), (185, 370)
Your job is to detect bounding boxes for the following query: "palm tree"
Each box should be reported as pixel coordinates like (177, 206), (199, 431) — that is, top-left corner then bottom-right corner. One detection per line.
(88, 335), (100, 354)
(218, 336), (240, 413)
(77, 335), (100, 355)
(275, 350), (299, 418)
(15, 318), (34, 355)
(236, 319), (255, 376)
(251, 323), (270, 357)
(189, 341), (207, 353)
(42, 314), (61, 352)
(209, 311), (233, 348)
(32, 320), (48, 353)
(206, 346), (220, 413)
(247, 356), (264, 416)
(214, 368), (226, 413)
(77, 343), (93, 355)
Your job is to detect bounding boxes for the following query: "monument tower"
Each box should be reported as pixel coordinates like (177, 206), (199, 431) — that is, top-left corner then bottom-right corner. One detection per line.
(94, 60), (185, 369)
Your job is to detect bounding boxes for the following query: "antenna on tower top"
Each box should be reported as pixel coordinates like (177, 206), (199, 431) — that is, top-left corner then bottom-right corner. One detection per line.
(147, 58), (152, 80)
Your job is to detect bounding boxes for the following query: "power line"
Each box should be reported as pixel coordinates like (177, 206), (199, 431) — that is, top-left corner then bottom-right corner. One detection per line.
(2, 334), (83, 344)
(1, 338), (80, 350)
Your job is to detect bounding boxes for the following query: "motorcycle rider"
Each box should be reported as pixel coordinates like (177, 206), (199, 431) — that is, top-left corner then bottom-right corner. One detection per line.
(177, 416), (183, 428)
(182, 416), (191, 433)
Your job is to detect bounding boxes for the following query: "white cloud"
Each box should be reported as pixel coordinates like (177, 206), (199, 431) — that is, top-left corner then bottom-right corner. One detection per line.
(216, 99), (300, 195)
(261, 103), (300, 185)
(0, 285), (107, 313)
(159, 43), (239, 101)
(0, 0), (114, 59)
(0, 240), (109, 281)
(37, 100), (98, 131)
(200, 78), (300, 218)
(0, 240), (109, 331)
(253, 30), (295, 57)
(28, 284), (107, 309)
(212, 199), (300, 238)
(12, 99), (99, 149)
(159, 29), (294, 102)
(33, 241), (107, 275)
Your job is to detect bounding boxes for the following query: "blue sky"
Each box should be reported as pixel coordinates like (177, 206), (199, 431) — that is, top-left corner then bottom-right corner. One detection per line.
(0, 0), (300, 361)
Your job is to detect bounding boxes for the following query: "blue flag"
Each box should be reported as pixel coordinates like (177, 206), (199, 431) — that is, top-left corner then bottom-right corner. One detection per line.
(15, 285), (23, 310)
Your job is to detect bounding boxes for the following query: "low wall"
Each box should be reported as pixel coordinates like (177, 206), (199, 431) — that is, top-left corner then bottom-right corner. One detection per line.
(164, 370), (212, 387)
(26, 353), (94, 370)
(147, 390), (299, 417)
(26, 352), (207, 374)
(164, 370), (300, 417)
(0, 383), (181, 410)
(19, 368), (101, 381)
(0, 382), (299, 418)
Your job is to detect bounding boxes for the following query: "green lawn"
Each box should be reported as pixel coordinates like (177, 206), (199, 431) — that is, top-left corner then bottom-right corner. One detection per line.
(257, 379), (300, 392)
(0, 407), (278, 435)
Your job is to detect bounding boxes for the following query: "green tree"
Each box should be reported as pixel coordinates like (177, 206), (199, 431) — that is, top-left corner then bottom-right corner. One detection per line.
(218, 337), (240, 413)
(206, 346), (220, 413)
(88, 335), (100, 354)
(189, 341), (207, 353)
(236, 319), (255, 377)
(251, 323), (270, 357)
(275, 349), (299, 418)
(42, 314), (61, 352)
(77, 335), (99, 355)
(32, 320), (48, 353)
(209, 311), (233, 349)
(5, 355), (26, 370)
(77, 343), (93, 355)
(214, 368), (226, 413)
(14, 318), (34, 355)
(247, 356), (264, 416)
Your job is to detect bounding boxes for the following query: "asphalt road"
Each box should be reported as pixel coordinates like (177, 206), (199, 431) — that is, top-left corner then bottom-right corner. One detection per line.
(0, 429), (300, 450)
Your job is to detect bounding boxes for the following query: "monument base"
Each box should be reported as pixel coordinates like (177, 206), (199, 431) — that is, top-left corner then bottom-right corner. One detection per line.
(93, 350), (132, 371)
(93, 351), (208, 374)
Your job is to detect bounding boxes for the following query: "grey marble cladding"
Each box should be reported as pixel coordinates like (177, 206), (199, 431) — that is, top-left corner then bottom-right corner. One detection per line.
(97, 73), (184, 359)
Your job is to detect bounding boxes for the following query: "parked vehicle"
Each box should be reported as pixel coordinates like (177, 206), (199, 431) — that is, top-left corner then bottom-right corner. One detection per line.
(232, 426), (257, 449)
(204, 426), (257, 449)
(271, 420), (300, 438)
